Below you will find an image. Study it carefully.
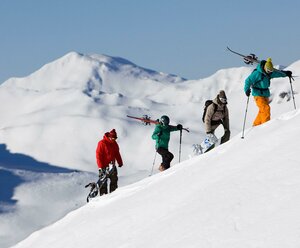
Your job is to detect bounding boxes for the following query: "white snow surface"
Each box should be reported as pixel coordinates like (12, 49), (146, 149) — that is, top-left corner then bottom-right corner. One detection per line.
(0, 52), (299, 248)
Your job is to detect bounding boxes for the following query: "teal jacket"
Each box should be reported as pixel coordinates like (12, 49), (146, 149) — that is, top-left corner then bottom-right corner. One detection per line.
(244, 60), (287, 97)
(152, 124), (179, 149)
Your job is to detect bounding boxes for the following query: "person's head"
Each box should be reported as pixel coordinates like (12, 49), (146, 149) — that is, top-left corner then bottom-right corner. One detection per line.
(160, 115), (170, 126)
(217, 90), (227, 104)
(264, 58), (274, 74)
(108, 129), (117, 140)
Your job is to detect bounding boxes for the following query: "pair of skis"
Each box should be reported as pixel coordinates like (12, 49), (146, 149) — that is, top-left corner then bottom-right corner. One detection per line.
(227, 46), (260, 65)
(126, 115), (189, 132)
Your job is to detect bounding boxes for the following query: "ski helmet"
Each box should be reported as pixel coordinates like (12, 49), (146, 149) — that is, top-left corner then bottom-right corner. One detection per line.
(160, 115), (170, 126)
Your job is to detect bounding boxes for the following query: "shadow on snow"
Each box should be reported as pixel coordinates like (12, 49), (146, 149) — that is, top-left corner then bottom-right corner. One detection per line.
(0, 144), (75, 213)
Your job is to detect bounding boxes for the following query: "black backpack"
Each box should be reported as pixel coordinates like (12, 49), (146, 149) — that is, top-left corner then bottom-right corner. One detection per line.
(202, 100), (217, 122)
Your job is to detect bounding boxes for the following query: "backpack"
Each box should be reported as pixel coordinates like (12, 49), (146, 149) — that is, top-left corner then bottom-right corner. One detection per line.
(202, 100), (217, 122)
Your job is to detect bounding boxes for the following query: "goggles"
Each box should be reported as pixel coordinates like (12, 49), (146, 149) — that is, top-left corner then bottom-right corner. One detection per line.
(266, 68), (273, 74)
(264, 66), (274, 74)
(219, 97), (227, 104)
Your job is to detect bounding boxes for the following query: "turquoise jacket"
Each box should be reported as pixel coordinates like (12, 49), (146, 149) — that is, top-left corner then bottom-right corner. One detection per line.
(244, 60), (287, 97)
(152, 124), (179, 149)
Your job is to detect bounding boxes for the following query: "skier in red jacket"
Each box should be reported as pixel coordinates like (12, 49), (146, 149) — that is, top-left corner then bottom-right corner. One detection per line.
(96, 129), (123, 195)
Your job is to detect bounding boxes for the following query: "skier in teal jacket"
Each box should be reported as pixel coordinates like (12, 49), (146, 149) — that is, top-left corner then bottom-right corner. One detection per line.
(244, 58), (292, 126)
(152, 115), (182, 171)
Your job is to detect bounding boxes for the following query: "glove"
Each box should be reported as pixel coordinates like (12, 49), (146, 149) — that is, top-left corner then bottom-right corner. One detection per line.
(245, 88), (251, 97)
(98, 168), (106, 177)
(283, 70), (292, 78)
(177, 124), (183, 130)
(119, 164), (123, 168)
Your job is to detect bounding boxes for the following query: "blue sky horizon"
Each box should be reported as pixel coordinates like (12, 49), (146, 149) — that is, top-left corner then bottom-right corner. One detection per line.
(1, 0), (300, 83)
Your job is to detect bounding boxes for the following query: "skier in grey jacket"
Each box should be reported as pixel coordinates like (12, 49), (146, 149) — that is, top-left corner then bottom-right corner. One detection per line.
(204, 90), (230, 145)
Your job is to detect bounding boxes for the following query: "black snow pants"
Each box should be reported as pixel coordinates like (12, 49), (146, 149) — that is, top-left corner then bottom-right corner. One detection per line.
(99, 166), (118, 195)
(157, 147), (174, 170)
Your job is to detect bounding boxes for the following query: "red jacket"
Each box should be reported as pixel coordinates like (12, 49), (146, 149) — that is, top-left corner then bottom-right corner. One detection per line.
(96, 133), (123, 169)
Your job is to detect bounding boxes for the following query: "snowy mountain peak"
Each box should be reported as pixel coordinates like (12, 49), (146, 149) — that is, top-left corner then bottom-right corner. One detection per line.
(2, 52), (186, 94)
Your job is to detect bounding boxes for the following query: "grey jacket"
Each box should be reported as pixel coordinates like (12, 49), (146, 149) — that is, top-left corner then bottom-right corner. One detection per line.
(204, 97), (229, 133)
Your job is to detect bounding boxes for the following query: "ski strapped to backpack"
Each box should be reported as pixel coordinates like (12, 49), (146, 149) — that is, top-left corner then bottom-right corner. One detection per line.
(226, 46), (291, 76)
(127, 114), (189, 132)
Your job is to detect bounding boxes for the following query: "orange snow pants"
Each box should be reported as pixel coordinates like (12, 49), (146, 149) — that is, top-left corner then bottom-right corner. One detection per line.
(253, 96), (270, 126)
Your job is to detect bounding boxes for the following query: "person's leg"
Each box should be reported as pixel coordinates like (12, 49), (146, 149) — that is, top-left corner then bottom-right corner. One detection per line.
(109, 167), (118, 193)
(157, 147), (174, 170)
(99, 180), (108, 196)
(220, 130), (230, 144)
(259, 97), (271, 124)
(253, 96), (270, 126)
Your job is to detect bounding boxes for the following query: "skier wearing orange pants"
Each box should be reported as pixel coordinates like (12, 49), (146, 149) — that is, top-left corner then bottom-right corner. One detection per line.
(244, 58), (292, 126)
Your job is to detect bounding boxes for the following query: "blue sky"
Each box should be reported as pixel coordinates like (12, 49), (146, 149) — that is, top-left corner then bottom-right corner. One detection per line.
(1, 0), (300, 83)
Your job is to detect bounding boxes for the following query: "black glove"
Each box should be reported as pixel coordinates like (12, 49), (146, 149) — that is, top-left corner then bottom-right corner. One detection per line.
(283, 70), (292, 78)
(245, 88), (251, 97)
(177, 124), (183, 130)
(157, 131), (163, 137)
(98, 168), (106, 177)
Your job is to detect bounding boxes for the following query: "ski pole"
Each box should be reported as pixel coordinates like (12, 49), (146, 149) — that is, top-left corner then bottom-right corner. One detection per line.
(241, 96), (250, 139)
(149, 134), (161, 176)
(179, 129), (182, 162)
(149, 149), (157, 176)
(289, 76), (296, 110)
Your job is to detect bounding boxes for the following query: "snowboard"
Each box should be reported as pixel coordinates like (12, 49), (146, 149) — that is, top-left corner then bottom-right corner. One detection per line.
(85, 165), (116, 202)
(192, 135), (221, 156)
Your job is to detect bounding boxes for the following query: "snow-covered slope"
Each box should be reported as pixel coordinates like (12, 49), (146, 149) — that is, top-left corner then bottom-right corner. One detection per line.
(0, 52), (299, 248)
(12, 109), (300, 248)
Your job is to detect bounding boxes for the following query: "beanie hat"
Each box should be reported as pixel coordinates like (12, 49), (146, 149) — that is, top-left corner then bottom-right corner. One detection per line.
(218, 90), (227, 99)
(109, 129), (117, 139)
(218, 90), (227, 104)
(264, 58), (274, 73)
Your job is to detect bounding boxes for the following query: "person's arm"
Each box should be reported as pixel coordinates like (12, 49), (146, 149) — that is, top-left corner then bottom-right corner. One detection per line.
(204, 104), (215, 133)
(223, 106), (230, 131)
(169, 125), (180, 132)
(96, 142), (105, 169)
(152, 125), (162, 140)
(114, 143), (123, 167)
(244, 71), (260, 93)
(271, 70), (292, 79)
